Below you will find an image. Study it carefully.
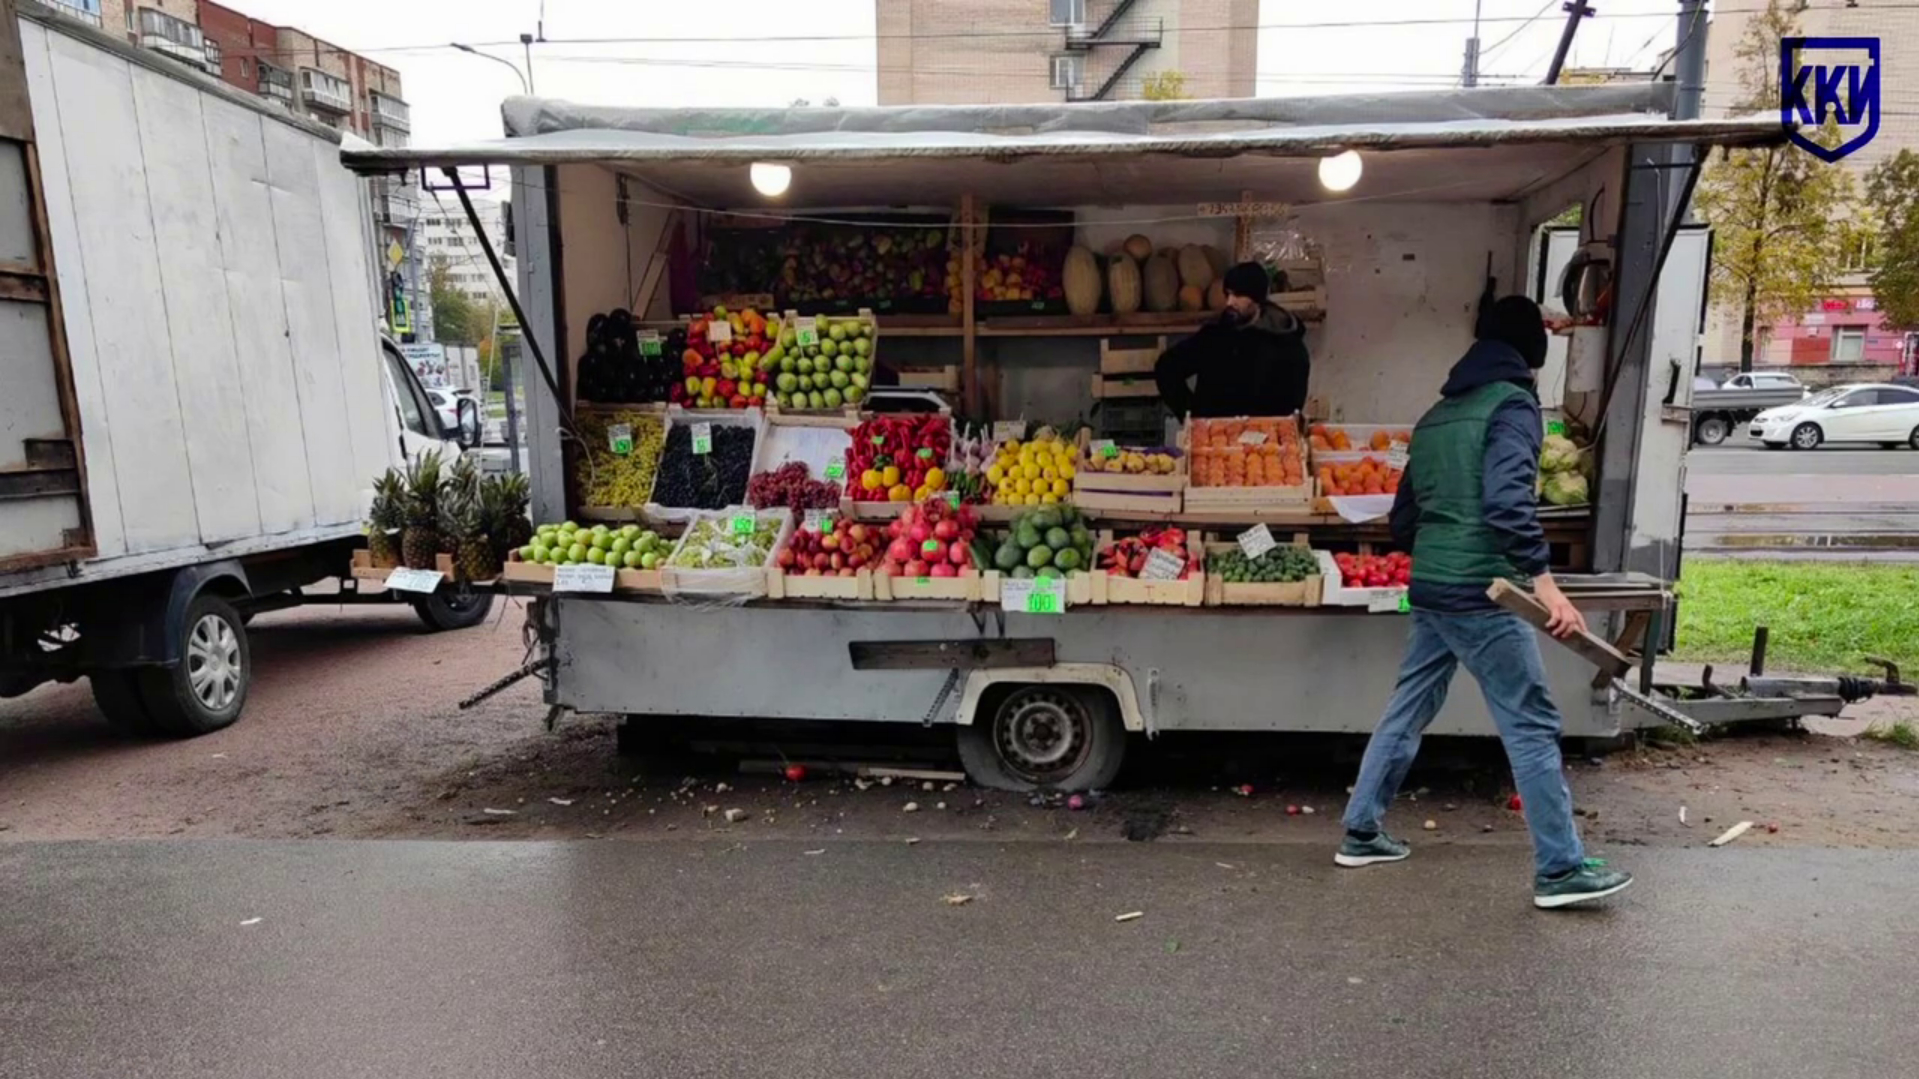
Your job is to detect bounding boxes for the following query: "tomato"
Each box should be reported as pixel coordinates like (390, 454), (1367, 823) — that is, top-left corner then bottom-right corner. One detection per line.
(784, 764), (807, 783)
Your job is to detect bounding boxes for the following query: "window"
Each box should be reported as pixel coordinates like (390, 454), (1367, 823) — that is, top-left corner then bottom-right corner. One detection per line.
(1048, 0), (1086, 27)
(1831, 327), (1866, 363)
(383, 347), (435, 437)
(1842, 233), (1875, 272)
(1050, 54), (1083, 91)
(1831, 389), (1877, 409)
(1880, 387), (1919, 405)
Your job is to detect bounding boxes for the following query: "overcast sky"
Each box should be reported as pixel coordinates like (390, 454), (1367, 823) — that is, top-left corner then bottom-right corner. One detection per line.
(232, 0), (1696, 146)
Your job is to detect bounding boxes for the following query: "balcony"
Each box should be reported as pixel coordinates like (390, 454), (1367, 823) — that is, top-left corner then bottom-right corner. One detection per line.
(47, 1), (103, 27)
(369, 91), (410, 134)
(372, 179), (419, 226)
(138, 8), (214, 74)
(258, 63), (294, 108)
(299, 67), (352, 114)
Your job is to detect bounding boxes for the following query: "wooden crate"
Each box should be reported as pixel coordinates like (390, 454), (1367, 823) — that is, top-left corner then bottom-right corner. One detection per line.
(876, 568), (982, 602)
(896, 365), (961, 391)
(768, 567), (874, 601)
(1200, 542), (1321, 607)
(1074, 432), (1185, 511)
(1099, 336), (1167, 375)
(500, 553), (662, 593)
(1094, 530), (1205, 607)
(1180, 416), (1312, 512)
(351, 550), (468, 582)
(979, 570), (1096, 606)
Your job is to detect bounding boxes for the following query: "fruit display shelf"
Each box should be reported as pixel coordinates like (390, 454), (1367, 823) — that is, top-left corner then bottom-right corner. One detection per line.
(1199, 542), (1321, 607)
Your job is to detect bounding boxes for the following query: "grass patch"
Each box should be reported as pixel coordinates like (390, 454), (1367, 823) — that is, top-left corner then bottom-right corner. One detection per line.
(1674, 559), (1919, 673)
(1862, 721), (1919, 750)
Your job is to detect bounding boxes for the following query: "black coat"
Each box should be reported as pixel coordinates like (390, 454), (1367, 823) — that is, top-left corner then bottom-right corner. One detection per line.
(1153, 303), (1310, 418)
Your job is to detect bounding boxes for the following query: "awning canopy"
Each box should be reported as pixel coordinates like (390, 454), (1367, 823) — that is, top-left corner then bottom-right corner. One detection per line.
(346, 86), (1784, 207)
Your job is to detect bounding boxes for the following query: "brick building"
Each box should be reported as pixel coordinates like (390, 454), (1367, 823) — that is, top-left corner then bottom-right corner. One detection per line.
(875, 0), (1257, 105)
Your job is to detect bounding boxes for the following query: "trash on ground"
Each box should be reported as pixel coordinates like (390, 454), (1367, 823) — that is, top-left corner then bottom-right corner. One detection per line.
(481, 807), (517, 816)
(547, 797), (575, 807)
(803, 849), (826, 856)
(1301, 805), (1316, 815)
(1679, 805), (1688, 826)
(1709, 820), (1754, 847)
(784, 764), (808, 783)
(1067, 793), (1087, 811)
(902, 801), (921, 813)
(1766, 822), (1780, 834)
(904, 836), (921, 845)
(239, 917), (262, 927)
(1064, 827), (1079, 841)
(1233, 784), (1254, 797)
(722, 808), (750, 823)
(1285, 804), (1300, 815)
(866, 766), (965, 783)
(1422, 819), (1437, 831)
(1215, 862), (1236, 870)
(942, 892), (974, 906)
(1114, 911), (1145, 922)
(1507, 794), (1523, 811)
(1165, 939), (1181, 954)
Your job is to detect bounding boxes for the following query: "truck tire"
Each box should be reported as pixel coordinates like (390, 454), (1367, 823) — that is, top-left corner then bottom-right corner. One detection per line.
(90, 670), (159, 736)
(1693, 414), (1730, 446)
(412, 584), (493, 631)
(136, 592), (249, 737)
(958, 684), (1126, 793)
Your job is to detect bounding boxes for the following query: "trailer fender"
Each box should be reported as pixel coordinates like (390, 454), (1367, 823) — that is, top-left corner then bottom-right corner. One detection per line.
(957, 664), (1148, 733)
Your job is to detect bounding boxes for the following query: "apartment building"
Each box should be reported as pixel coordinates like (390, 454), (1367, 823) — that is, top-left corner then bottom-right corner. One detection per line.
(875, 0), (1256, 105)
(420, 200), (516, 311)
(1702, 0), (1918, 376)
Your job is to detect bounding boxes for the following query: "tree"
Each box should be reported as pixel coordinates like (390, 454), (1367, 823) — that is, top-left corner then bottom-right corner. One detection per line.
(1865, 149), (1919, 330)
(1691, 0), (1856, 370)
(428, 258), (481, 346)
(1141, 70), (1189, 101)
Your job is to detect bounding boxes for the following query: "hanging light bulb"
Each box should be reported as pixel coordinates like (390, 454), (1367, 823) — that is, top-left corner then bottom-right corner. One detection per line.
(1317, 150), (1363, 193)
(750, 162), (792, 197)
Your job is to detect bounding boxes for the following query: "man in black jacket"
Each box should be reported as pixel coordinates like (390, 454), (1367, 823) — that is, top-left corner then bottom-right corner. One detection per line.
(1153, 262), (1309, 418)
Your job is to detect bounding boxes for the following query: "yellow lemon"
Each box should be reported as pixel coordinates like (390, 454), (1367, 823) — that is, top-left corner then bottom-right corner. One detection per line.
(1059, 463), (1076, 481)
(1041, 467), (1058, 482)
(986, 464), (1005, 484)
(1051, 479), (1069, 497)
(1024, 493), (1042, 506)
(1021, 463), (1040, 481)
(1040, 492), (1060, 504)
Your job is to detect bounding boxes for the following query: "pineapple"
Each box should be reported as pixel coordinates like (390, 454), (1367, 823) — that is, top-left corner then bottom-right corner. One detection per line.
(443, 475), (497, 581)
(367, 469), (405, 567)
(400, 450), (444, 570)
(486, 472), (534, 561)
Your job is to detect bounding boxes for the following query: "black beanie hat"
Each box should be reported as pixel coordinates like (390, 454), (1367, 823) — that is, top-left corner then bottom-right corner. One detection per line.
(1222, 261), (1270, 303)
(1479, 295), (1549, 370)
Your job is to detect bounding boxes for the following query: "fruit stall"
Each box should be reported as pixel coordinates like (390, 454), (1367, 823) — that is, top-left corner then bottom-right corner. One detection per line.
(344, 88), (1783, 789)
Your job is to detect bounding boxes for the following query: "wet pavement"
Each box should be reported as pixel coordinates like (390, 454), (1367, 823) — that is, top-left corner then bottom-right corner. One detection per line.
(1, 839), (1909, 1079)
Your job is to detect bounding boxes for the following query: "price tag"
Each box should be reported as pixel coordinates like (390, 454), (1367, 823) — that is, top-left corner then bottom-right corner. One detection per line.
(1140, 548), (1185, 581)
(553, 563), (617, 593)
(945, 491), (961, 509)
(608, 423), (634, 456)
(707, 320), (732, 344)
(872, 435), (886, 446)
(638, 331), (662, 357)
(1090, 439), (1118, 460)
(690, 421), (713, 455)
(1383, 450), (1409, 471)
(1367, 589), (1409, 614)
(1237, 523), (1277, 560)
(1545, 419), (1567, 438)
(916, 576), (931, 586)
(992, 421), (1025, 444)
(794, 316), (819, 347)
(916, 447), (934, 460)
(823, 457), (845, 481)
(1238, 430), (1269, 446)
(803, 508), (834, 531)
(730, 514), (755, 535)
(384, 567), (443, 593)
(1388, 437), (1409, 454)
(1000, 576), (1066, 615)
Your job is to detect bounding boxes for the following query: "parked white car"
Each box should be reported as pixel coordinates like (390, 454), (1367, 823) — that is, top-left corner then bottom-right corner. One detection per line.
(1722, 371), (1805, 392)
(423, 387), (483, 447)
(1749, 383), (1919, 450)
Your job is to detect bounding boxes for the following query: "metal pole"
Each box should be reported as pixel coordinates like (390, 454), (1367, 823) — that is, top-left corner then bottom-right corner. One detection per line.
(520, 33), (537, 94)
(1672, 0), (1708, 120)
(451, 43), (529, 93)
(446, 168), (566, 417)
(1462, 0), (1482, 87)
(1542, 1), (1595, 86)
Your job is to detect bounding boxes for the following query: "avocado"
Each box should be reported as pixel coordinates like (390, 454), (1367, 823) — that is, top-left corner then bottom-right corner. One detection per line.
(1011, 565), (1036, 579)
(1036, 564), (1063, 579)
(994, 541), (1024, 572)
(1014, 523), (1043, 549)
(1045, 527), (1071, 551)
(1031, 507), (1062, 531)
(1025, 544), (1054, 569)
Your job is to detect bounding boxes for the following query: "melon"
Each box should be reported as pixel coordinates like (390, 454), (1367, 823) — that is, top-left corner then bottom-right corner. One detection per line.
(1203, 245), (1228, 277)
(1177, 284), (1204, 311)
(1108, 256), (1142, 315)
(1206, 278), (1227, 310)
(1122, 234), (1154, 262)
(1158, 246), (1179, 263)
(1142, 255), (1180, 312)
(1177, 244), (1214, 290)
(1062, 245), (1102, 316)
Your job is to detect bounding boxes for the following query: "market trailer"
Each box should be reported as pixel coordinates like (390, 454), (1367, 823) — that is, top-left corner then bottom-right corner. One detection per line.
(345, 88), (1786, 788)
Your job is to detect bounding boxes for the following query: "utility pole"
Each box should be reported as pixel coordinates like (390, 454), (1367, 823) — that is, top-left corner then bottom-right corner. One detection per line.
(520, 33), (537, 94)
(1542, 1), (1596, 85)
(1672, 0), (1707, 120)
(1461, 0), (1483, 87)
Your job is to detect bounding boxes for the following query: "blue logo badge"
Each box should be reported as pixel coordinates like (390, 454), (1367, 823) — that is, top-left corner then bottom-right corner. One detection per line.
(1780, 36), (1880, 162)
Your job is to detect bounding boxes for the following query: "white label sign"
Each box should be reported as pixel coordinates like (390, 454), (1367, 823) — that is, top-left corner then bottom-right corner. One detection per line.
(384, 567), (443, 593)
(707, 319), (733, 344)
(1366, 589), (1410, 614)
(1383, 450), (1409, 471)
(638, 330), (662, 357)
(1000, 575), (1067, 615)
(992, 421), (1026, 444)
(608, 423), (634, 456)
(1237, 523), (1277, 560)
(1090, 439), (1118, 460)
(1238, 430), (1269, 446)
(803, 508), (835, 532)
(690, 421), (713, 455)
(1140, 547), (1185, 582)
(793, 316), (819, 347)
(552, 563), (617, 593)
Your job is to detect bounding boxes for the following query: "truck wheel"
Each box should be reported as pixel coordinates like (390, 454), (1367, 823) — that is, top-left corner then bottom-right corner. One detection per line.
(136, 592), (249, 737)
(1790, 422), (1823, 450)
(958, 684), (1126, 793)
(90, 670), (158, 736)
(412, 584), (493, 631)
(1693, 415), (1729, 446)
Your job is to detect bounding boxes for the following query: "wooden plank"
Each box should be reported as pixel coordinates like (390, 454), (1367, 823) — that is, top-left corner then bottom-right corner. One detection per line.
(1486, 578), (1632, 678)
(0, 0), (32, 143)
(201, 103), (315, 534)
(262, 119), (358, 527)
(308, 132), (394, 494)
(43, 33), (197, 554)
(129, 66), (263, 545)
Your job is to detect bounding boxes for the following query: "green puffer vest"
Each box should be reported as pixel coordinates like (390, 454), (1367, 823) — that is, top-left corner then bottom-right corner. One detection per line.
(1408, 380), (1535, 588)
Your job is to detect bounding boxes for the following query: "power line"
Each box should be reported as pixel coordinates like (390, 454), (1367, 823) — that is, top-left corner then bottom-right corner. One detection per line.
(1478, 0), (1559, 63)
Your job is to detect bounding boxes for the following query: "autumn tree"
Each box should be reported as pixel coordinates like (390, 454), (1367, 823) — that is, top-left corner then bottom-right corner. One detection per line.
(428, 258), (481, 346)
(1141, 70), (1189, 101)
(1691, 0), (1855, 370)
(1865, 149), (1919, 330)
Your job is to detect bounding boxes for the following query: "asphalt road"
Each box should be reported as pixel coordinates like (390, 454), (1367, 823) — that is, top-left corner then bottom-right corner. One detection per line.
(1, 840), (1909, 1079)
(1684, 443), (1919, 558)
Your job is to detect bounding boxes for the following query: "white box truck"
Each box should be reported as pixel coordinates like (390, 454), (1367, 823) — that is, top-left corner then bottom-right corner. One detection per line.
(0, 2), (492, 735)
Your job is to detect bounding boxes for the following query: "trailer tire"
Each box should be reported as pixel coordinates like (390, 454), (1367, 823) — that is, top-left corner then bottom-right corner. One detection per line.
(958, 684), (1126, 793)
(1693, 414), (1729, 446)
(412, 583), (493, 631)
(136, 592), (249, 737)
(90, 670), (159, 736)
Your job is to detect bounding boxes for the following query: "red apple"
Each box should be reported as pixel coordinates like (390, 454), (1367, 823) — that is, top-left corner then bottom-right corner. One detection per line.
(948, 541), (968, 565)
(887, 538), (915, 564)
(904, 559), (930, 577)
(930, 562), (958, 578)
(933, 519), (959, 542)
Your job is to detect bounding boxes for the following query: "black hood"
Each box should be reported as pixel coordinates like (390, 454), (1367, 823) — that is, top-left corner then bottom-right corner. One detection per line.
(1439, 339), (1538, 398)
(1222, 302), (1299, 336)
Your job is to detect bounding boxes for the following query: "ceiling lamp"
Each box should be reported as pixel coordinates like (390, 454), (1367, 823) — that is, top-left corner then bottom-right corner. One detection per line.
(1318, 150), (1363, 193)
(750, 162), (792, 197)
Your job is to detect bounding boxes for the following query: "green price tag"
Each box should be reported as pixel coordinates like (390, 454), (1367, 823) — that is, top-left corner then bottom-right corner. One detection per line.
(916, 447), (934, 460)
(638, 331), (662, 357)
(1398, 594), (1411, 614)
(608, 423), (633, 456)
(1027, 590), (1061, 615)
(691, 422), (713, 455)
(795, 317), (819, 348)
(824, 457), (845, 481)
(1546, 419), (1567, 437)
(916, 576), (931, 585)
(945, 491), (960, 508)
(1102, 443), (1119, 460)
(731, 515), (754, 535)
(872, 435), (885, 446)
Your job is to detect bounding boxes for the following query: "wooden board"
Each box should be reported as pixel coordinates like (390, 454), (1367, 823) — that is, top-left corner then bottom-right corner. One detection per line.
(877, 568), (982, 602)
(1486, 578), (1632, 678)
(768, 567), (873, 601)
(1200, 542), (1320, 607)
(1183, 483), (1313, 511)
(502, 557), (663, 593)
(1090, 372), (1160, 399)
(1098, 336), (1166, 374)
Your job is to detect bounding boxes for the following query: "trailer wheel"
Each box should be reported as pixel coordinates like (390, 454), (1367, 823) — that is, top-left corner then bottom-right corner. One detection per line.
(412, 583), (493, 631)
(136, 592), (249, 737)
(90, 670), (158, 736)
(1693, 414), (1729, 446)
(958, 684), (1125, 792)
(1790, 422), (1823, 450)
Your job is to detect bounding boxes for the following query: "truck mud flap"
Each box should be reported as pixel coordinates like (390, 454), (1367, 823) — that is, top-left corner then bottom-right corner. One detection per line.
(848, 639), (1056, 671)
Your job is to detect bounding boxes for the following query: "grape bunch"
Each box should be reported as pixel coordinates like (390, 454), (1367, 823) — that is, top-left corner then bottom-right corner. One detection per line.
(746, 462), (840, 512)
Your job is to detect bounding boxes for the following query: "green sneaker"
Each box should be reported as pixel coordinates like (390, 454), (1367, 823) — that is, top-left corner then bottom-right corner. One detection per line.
(1533, 858), (1634, 909)
(1334, 831), (1410, 868)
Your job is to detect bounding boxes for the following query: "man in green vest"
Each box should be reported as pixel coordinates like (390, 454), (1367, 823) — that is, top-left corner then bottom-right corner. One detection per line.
(1335, 296), (1632, 910)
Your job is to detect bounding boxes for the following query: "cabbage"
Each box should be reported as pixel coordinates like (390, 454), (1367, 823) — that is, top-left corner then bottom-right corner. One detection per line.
(1540, 434), (1579, 473)
(1542, 471), (1589, 506)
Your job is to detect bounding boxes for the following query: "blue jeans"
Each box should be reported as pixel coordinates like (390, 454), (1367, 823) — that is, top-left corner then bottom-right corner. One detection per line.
(1341, 609), (1585, 877)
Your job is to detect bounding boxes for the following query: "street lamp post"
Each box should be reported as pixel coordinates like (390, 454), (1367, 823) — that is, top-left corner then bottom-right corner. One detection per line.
(450, 42), (529, 94)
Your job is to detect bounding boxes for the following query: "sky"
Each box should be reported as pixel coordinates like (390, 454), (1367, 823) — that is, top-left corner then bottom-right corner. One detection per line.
(229, 0), (1700, 146)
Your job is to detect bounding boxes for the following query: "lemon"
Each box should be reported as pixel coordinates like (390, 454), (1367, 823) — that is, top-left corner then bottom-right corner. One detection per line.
(1059, 463), (1076, 480)
(1024, 493), (1042, 506)
(1041, 466), (1058, 482)
(1051, 478), (1069, 496)
(1021, 463), (1040, 481)
(986, 464), (1005, 484)
(1040, 492), (1060, 504)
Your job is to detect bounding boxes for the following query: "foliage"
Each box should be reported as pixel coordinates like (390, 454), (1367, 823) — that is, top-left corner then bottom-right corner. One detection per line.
(1674, 559), (1919, 673)
(1692, 0), (1854, 368)
(1141, 70), (1189, 101)
(428, 258), (482, 346)
(1862, 721), (1919, 750)
(1864, 149), (1919, 329)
